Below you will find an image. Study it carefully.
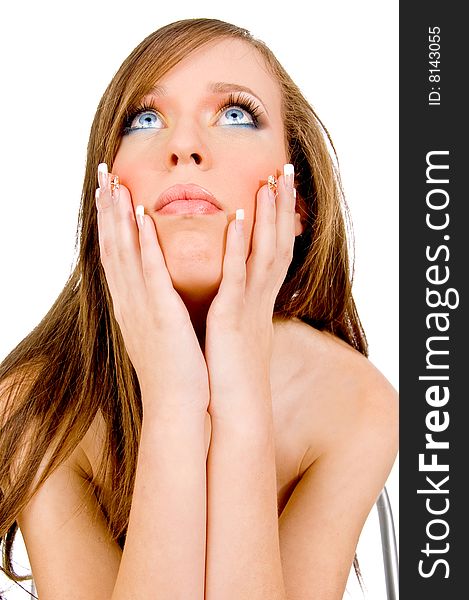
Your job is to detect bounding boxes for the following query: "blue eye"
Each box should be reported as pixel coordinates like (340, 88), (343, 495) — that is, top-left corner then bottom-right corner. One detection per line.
(215, 93), (262, 128)
(124, 106), (164, 134)
(217, 106), (255, 127)
(123, 92), (263, 135)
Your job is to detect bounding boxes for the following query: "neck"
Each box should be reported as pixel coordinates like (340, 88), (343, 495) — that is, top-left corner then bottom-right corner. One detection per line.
(178, 289), (217, 354)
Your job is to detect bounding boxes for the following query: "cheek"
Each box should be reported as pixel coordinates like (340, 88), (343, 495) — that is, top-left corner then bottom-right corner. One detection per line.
(217, 130), (286, 173)
(228, 139), (285, 189)
(218, 136), (286, 195)
(111, 149), (154, 207)
(213, 136), (287, 243)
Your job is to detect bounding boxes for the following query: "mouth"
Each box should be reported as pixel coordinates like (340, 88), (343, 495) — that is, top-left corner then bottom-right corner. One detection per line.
(155, 184), (224, 216)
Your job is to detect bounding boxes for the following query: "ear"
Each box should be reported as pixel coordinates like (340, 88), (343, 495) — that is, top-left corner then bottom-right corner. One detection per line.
(294, 191), (306, 236)
(294, 212), (304, 236)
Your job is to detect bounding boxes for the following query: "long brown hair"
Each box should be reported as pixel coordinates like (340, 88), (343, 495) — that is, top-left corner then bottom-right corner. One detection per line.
(0, 18), (367, 586)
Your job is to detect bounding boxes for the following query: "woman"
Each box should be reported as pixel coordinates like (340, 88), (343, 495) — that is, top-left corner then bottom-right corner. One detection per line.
(0, 18), (398, 599)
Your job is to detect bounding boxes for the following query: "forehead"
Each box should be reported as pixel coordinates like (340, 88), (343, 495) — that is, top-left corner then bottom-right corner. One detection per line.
(153, 38), (281, 113)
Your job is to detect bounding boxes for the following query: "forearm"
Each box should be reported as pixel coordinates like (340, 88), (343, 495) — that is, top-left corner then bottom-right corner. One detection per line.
(205, 397), (286, 600)
(112, 401), (207, 600)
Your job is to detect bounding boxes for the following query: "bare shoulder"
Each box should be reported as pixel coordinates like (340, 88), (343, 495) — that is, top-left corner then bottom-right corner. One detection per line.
(273, 316), (398, 400)
(0, 362), (92, 489)
(274, 321), (398, 598)
(273, 317), (398, 465)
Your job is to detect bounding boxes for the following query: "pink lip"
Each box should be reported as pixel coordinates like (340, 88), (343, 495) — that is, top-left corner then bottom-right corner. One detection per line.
(155, 184), (223, 215)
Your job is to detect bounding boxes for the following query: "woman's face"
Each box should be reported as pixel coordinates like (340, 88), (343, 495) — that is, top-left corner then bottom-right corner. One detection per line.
(112, 37), (302, 300)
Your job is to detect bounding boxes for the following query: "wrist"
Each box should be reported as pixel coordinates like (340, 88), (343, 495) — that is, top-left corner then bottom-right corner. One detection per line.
(208, 380), (272, 420)
(208, 404), (274, 442)
(209, 419), (275, 457)
(141, 394), (209, 427)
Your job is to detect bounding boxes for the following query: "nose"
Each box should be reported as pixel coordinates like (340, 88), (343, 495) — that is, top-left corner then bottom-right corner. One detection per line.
(164, 119), (211, 171)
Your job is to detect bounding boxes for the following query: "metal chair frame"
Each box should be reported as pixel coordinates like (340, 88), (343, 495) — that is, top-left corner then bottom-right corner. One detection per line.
(376, 486), (399, 600)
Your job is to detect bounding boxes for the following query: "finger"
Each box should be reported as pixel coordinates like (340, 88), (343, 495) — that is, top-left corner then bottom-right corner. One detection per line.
(111, 181), (147, 294)
(96, 166), (122, 302)
(217, 209), (246, 308)
(96, 169), (145, 306)
(275, 164), (296, 268)
(245, 179), (277, 293)
(135, 205), (177, 303)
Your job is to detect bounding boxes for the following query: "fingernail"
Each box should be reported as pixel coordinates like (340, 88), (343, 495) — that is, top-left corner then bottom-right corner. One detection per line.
(267, 175), (277, 204)
(136, 204), (145, 229)
(235, 208), (244, 233)
(283, 164), (294, 191)
(95, 188), (101, 209)
(98, 163), (108, 191)
(110, 174), (120, 203)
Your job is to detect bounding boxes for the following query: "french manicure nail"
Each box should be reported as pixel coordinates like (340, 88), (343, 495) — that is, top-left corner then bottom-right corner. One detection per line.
(283, 163), (294, 191)
(98, 163), (108, 191)
(235, 208), (244, 233)
(136, 204), (145, 229)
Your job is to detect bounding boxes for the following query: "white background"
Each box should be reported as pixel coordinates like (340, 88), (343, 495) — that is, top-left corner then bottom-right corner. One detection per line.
(0, 1), (398, 598)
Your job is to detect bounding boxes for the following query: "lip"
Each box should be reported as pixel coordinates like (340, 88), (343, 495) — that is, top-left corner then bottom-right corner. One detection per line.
(155, 183), (223, 214)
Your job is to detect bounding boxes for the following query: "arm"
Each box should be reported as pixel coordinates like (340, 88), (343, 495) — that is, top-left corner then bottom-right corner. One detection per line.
(17, 169), (211, 598)
(204, 355), (398, 600)
(113, 405), (207, 599)
(205, 399), (285, 600)
(63, 167), (209, 598)
(17, 407), (207, 600)
(204, 168), (297, 599)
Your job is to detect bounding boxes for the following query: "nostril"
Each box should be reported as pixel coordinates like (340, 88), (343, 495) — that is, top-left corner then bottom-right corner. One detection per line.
(169, 152), (203, 166)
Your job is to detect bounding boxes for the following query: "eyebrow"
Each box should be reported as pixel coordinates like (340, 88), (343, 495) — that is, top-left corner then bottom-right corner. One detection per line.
(145, 81), (269, 115)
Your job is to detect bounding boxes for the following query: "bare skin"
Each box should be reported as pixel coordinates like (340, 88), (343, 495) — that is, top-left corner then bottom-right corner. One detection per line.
(77, 316), (396, 516)
(17, 316), (397, 598)
(15, 37), (398, 600)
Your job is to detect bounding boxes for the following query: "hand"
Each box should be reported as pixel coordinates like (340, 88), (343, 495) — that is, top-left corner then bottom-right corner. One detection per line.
(95, 164), (210, 416)
(205, 166), (297, 422)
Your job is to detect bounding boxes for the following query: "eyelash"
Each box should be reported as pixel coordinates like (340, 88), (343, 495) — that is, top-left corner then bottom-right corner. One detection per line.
(123, 92), (263, 133)
(215, 93), (263, 127)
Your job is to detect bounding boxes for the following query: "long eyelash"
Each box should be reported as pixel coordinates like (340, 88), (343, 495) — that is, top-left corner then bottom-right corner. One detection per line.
(123, 101), (160, 133)
(123, 92), (264, 133)
(215, 92), (263, 126)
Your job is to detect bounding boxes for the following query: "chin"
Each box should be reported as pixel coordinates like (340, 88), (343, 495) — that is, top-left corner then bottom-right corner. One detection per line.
(165, 255), (223, 302)
(155, 220), (227, 300)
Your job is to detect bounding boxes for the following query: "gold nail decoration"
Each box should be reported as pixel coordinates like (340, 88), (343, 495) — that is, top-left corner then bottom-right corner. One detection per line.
(110, 174), (120, 193)
(267, 175), (278, 195)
